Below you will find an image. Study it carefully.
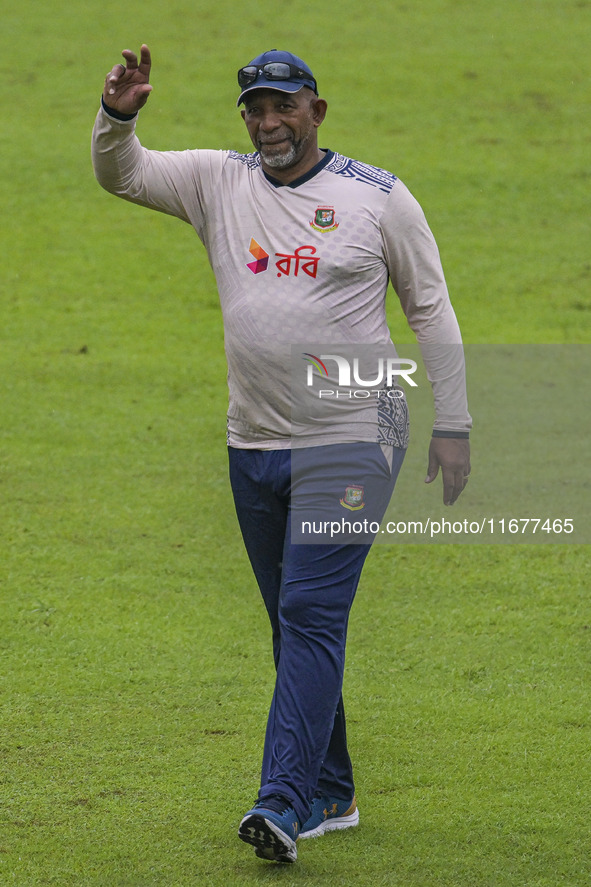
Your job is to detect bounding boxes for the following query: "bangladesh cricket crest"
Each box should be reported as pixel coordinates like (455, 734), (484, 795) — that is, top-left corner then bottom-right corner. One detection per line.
(310, 205), (339, 232)
(340, 484), (365, 511)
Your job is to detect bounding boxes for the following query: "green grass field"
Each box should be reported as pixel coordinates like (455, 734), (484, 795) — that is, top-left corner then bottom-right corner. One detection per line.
(1, 1), (590, 884)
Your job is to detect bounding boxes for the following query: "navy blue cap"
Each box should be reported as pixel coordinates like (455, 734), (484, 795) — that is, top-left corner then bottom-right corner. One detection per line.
(237, 49), (317, 106)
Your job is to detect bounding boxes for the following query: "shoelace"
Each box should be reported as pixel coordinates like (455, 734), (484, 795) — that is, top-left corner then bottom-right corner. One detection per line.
(255, 795), (292, 815)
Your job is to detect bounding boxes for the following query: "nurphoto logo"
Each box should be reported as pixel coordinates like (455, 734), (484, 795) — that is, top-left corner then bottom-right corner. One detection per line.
(302, 352), (417, 399)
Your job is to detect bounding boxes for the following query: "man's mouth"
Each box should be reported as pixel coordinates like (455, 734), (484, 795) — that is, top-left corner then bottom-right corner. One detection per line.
(260, 137), (291, 147)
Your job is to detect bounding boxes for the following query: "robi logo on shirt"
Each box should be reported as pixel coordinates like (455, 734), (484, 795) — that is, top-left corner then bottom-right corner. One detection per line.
(246, 238), (269, 274)
(246, 238), (319, 279)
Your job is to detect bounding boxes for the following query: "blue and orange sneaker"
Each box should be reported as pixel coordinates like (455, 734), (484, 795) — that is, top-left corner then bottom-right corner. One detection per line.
(238, 797), (300, 863)
(299, 793), (359, 839)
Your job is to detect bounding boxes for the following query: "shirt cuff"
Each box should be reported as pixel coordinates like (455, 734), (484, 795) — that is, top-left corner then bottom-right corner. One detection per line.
(101, 96), (138, 122)
(432, 430), (470, 439)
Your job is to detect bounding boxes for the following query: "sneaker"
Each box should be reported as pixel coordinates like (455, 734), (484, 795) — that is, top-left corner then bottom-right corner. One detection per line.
(299, 793), (359, 839)
(238, 797), (300, 863)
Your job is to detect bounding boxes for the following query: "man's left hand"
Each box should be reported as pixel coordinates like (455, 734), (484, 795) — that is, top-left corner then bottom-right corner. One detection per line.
(425, 437), (471, 506)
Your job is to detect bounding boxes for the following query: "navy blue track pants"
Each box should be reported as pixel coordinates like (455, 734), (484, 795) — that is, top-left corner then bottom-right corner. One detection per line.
(228, 443), (405, 824)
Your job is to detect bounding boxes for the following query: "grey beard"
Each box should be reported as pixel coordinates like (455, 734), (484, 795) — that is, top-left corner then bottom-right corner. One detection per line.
(259, 142), (298, 170)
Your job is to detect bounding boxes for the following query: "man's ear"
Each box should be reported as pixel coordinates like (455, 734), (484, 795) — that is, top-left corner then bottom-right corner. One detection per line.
(312, 98), (328, 128)
(240, 109), (246, 122)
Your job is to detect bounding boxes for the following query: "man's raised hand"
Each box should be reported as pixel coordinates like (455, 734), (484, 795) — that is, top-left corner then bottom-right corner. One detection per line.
(103, 45), (153, 115)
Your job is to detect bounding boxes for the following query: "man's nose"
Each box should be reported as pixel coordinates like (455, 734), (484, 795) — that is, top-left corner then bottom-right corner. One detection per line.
(259, 110), (282, 131)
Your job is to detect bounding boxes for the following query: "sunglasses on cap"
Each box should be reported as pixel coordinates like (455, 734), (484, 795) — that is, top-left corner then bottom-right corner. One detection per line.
(237, 62), (317, 93)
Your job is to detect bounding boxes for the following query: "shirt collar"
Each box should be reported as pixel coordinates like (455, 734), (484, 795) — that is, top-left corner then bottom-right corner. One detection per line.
(262, 149), (334, 189)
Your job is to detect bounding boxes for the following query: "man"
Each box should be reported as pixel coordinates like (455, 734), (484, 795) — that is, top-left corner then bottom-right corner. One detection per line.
(92, 46), (471, 864)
